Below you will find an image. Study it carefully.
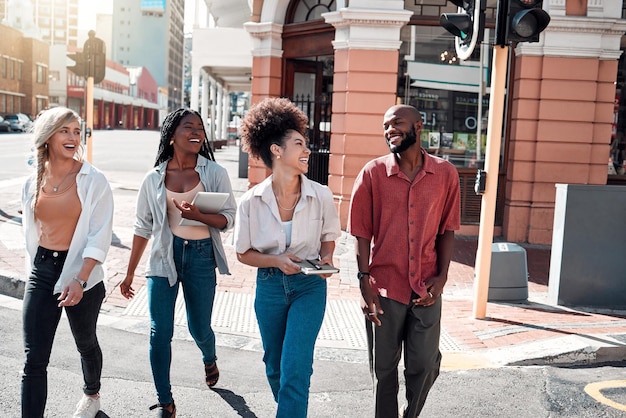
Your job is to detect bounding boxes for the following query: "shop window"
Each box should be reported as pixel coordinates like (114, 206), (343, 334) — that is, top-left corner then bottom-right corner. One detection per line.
(398, 13), (506, 225)
(398, 25), (495, 170)
(610, 44), (626, 181)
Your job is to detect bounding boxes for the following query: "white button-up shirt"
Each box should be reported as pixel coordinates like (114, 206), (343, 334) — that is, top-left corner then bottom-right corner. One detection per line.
(234, 174), (341, 259)
(22, 160), (114, 294)
(134, 155), (237, 285)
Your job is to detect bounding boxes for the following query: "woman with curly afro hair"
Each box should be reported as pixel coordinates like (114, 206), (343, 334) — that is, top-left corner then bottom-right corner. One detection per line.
(234, 98), (341, 418)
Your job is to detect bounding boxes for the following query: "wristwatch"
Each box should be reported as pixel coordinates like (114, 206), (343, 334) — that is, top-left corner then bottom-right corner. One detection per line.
(73, 276), (87, 289)
(357, 271), (370, 280)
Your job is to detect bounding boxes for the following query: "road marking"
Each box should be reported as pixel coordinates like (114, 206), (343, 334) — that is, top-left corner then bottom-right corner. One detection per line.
(0, 176), (28, 189)
(584, 380), (626, 412)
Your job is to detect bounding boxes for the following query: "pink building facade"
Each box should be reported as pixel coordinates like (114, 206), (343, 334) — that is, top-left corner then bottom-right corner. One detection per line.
(244, 0), (626, 245)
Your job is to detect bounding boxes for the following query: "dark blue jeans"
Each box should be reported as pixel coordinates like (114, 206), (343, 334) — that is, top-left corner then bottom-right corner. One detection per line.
(22, 246), (105, 418)
(147, 236), (217, 405)
(254, 267), (327, 418)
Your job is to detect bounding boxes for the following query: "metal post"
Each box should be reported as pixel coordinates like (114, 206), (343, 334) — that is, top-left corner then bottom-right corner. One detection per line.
(473, 44), (509, 319)
(86, 76), (94, 163)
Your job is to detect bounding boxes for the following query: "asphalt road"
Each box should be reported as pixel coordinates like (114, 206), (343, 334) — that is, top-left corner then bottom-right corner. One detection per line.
(1, 297), (625, 417)
(2, 130), (625, 417)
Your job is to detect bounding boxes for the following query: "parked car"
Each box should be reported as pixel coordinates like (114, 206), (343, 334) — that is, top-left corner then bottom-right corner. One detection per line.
(3, 113), (33, 132)
(0, 115), (11, 132)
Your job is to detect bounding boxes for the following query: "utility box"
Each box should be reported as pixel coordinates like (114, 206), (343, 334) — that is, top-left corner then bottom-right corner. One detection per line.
(549, 184), (626, 308)
(488, 242), (528, 302)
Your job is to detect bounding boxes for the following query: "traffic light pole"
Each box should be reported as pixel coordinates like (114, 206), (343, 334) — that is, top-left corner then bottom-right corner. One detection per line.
(86, 76), (94, 163)
(472, 44), (509, 319)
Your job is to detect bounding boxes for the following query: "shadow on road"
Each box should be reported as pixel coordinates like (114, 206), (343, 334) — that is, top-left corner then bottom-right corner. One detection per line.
(211, 387), (259, 418)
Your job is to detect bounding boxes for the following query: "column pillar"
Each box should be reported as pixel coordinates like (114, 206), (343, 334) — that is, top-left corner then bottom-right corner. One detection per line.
(222, 90), (230, 143)
(324, 2), (412, 228)
(209, 77), (217, 142)
(191, 66), (201, 110)
(244, 21), (284, 186)
(201, 70), (210, 136)
(503, 0), (626, 244)
(216, 83), (223, 140)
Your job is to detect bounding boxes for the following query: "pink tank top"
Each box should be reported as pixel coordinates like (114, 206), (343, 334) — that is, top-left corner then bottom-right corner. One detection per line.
(166, 181), (211, 240)
(36, 182), (81, 250)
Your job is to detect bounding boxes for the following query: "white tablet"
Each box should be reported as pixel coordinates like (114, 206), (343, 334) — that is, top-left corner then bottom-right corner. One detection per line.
(179, 192), (229, 226)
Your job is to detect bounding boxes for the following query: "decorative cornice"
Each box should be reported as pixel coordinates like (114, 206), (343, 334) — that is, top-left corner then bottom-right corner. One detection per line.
(243, 22), (284, 58)
(332, 39), (404, 50)
(515, 16), (626, 59)
(326, 18), (412, 28)
(323, 8), (412, 51)
(323, 9), (412, 28)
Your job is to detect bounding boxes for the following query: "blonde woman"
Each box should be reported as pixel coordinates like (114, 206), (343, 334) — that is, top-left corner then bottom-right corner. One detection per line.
(21, 107), (114, 418)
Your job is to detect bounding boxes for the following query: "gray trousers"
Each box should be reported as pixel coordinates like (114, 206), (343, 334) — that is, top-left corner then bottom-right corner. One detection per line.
(366, 295), (442, 418)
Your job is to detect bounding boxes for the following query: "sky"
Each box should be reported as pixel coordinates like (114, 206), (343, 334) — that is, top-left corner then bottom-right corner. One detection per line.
(78, 0), (198, 33)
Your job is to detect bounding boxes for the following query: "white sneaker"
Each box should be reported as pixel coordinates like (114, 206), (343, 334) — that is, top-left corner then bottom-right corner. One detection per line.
(72, 394), (100, 418)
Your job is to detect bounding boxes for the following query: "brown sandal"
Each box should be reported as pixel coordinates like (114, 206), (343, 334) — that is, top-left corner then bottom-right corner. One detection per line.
(205, 362), (219, 388)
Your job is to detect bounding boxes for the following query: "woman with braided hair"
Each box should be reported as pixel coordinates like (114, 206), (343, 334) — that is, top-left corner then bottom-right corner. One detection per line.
(21, 106), (113, 417)
(120, 108), (236, 417)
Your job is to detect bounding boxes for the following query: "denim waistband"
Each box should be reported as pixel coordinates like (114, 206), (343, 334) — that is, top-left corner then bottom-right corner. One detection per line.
(259, 267), (280, 275)
(173, 235), (213, 248)
(36, 246), (69, 260)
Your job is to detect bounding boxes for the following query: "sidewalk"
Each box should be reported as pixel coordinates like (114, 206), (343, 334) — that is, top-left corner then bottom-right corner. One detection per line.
(1, 144), (625, 368)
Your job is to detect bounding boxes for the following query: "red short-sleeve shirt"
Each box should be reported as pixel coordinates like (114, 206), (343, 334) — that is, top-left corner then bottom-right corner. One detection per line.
(349, 150), (461, 304)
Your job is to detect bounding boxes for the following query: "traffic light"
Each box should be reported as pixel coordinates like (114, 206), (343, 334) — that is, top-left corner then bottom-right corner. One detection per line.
(496, 0), (550, 46)
(440, 0), (485, 60)
(83, 31), (107, 84)
(67, 52), (87, 77)
(91, 52), (106, 84)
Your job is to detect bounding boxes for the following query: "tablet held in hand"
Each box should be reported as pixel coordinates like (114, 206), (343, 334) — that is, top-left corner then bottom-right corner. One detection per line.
(296, 260), (340, 275)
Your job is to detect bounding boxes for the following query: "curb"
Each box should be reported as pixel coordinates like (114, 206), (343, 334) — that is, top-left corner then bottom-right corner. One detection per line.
(0, 270), (24, 300)
(486, 333), (626, 367)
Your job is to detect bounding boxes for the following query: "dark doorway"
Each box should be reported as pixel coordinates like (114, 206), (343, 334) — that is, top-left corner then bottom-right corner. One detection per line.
(284, 58), (332, 184)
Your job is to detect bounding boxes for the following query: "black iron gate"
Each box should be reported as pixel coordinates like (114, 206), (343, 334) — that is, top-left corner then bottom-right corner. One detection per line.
(291, 93), (332, 185)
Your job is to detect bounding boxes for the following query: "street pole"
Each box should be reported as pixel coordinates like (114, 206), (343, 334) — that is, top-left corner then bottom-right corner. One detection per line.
(472, 44), (509, 319)
(86, 76), (94, 163)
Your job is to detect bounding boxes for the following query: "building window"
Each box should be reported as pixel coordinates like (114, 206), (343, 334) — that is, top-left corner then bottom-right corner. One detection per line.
(611, 42), (626, 180)
(37, 98), (47, 114)
(287, 0), (335, 23)
(399, 25), (491, 170)
(9, 60), (14, 79)
(37, 65), (45, 83)
(1, 58), (6, 78)
(17, 62), (22, 80)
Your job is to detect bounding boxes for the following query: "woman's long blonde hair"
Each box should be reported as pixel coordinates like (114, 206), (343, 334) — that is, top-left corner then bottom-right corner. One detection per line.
(31, 107), (84, 210)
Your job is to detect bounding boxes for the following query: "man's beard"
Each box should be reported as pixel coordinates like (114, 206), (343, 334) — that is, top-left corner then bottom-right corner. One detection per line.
(389, 126), (418, 154)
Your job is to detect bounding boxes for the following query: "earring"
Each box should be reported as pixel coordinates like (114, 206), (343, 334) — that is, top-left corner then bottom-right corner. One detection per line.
(44, 143), (48, 149)
(169, 140), (174, 145)
(276, 155), (281, 159)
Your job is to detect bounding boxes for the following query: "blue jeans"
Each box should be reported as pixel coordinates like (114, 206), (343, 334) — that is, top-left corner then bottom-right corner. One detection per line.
(254, 267), (327, 418)
(22, 246), (105, 418)
(147, 236), (217, 404)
